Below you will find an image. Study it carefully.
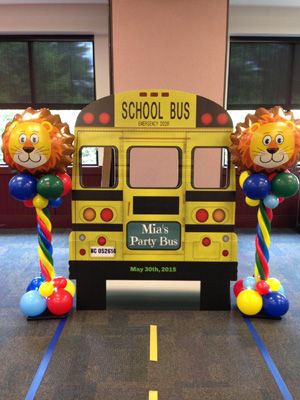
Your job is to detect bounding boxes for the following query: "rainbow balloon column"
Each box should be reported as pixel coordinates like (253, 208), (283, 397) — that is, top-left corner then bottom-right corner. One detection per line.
(234, 170), (299, 317)
(9, 172), (75, 317)
(230, 106), (300, 318)
(1, 107), (75, 318)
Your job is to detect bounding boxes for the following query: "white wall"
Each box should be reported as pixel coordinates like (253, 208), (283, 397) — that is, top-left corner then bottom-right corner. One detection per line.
(0, 3), (110, 98)
(229, 5), (300, 35)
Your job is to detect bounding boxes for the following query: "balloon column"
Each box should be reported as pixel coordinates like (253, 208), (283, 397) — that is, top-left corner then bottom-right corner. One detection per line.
(230, 106), (300, 317)
(1, 108), (75, 317)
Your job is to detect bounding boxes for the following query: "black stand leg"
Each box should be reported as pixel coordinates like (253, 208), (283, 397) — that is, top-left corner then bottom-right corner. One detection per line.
(76, 278), (107, 310)
(200, 279), (231, 310)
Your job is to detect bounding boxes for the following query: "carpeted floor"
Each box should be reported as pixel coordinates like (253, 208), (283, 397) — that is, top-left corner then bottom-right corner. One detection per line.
(0, 229), (299, 399)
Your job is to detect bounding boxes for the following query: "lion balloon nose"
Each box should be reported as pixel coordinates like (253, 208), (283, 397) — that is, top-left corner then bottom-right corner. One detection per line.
(267, 148), (279, 154)
(23, 146), (34, 153)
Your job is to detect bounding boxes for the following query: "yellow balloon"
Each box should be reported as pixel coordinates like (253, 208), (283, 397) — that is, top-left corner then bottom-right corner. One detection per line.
(33, 194), (49, 209)
(65, 279), (76, 297)
(266, 277), (281, 291)
(239, 170), (251, 188)
(39, 281), (54, 297)
(245, 197), (260, 207)
(236, 289), (263, 315)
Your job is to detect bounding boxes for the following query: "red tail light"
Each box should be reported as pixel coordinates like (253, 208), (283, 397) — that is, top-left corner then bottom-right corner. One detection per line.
(97, 236), (107, 246)
(100, 208), (113, 222)
(196, 209), (209, 223)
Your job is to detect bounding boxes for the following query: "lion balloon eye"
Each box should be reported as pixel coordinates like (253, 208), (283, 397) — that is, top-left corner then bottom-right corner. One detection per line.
(262, 135), (272, 146)
(30, 134), (39, 144)
(19, 134), (26, 144)
(276, 134), (284, 145)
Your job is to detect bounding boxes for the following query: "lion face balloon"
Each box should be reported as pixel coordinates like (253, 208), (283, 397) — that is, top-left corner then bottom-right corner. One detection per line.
(230, 106), (300, 173)
(2, 108), (74, 175)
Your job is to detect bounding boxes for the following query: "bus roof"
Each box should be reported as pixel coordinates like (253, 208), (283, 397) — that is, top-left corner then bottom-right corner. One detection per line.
(76, 89), (233, 129)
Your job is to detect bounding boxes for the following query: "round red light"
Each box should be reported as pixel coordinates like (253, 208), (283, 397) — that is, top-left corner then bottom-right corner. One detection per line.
(202, 237), (211, 247)
(97, 236), (107, 246)
(83, 112), (94, 124)
(201, 113), (213, 125)
(222, 250), (229, 257)
(217, 113), (228, 125)
(79, 249), (86, 256)
(100, 208), (113, 222)
(196, 209), (209, 223)
(99, 112), (111, 124)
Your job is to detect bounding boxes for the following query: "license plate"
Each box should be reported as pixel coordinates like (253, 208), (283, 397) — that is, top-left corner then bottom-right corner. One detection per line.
(90, 246), (116, 258)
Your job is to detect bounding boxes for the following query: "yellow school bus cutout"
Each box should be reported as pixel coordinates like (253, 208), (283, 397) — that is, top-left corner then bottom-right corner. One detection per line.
(69, 89), (237, 310)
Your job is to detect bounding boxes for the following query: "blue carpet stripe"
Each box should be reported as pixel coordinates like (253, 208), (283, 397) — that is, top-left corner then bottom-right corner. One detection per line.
(244, 317), (293, 400)
(25, 318), (67, 400)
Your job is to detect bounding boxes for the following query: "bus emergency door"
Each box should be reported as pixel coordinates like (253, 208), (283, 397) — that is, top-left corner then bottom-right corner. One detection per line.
(123, 134), (186, 260)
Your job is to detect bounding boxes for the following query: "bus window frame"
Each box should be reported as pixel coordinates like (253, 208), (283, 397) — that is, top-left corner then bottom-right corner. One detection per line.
(79, 145), (118, 189)
(126, 145), (182, 189)
(191, 146), (230, 190)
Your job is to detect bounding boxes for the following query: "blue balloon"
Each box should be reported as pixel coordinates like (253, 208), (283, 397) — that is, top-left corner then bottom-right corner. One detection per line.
(26, 276), (45, 292)
(263, 194), (279, 209)
(20, 290), (47, 317)
(243, 173), (271, 200)
(263, 292), (289, 317)
(243, 276), (256, 290)
(49, 197), (63, 208)
(9, 173), (37, 201)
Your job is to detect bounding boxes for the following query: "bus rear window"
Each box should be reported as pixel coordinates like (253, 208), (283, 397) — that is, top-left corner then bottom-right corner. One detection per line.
(80, 146), (117, 188)
(128, 147), (181, 188)
(193, 147), (229, 188)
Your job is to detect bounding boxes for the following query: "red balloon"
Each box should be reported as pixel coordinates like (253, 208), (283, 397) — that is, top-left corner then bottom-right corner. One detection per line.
(256, 280), (270, 295)
(56, 172), (72, 197)
(233, 279), (244, 297)
(47, 288), (73, 315)
(23, 199), (34, 208)
(53, 276), (67, 289)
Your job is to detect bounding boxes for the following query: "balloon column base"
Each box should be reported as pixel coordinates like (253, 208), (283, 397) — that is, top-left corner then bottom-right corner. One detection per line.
(241, 309), (281, 320)
(27, 308), (71, 321)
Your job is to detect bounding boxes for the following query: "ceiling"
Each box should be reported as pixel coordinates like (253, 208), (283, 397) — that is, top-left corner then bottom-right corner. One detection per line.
(0, 0), (108, 4)
(230, 0), (300, 6)
(0, 0), (298, 7)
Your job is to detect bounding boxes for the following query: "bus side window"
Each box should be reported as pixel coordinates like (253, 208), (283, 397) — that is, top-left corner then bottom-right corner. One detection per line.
(193, 147), (229, 188)
(80, 146), (117, 188)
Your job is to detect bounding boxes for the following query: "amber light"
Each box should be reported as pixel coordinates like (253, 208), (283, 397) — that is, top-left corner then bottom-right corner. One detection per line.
(100, 208), (113, 222)
(196, 209), (209, 223)
(202, 237), (211, 247)
(83, 207), (96, 221)
(97, 236), (107, 246)
(213, 209), (226, 223)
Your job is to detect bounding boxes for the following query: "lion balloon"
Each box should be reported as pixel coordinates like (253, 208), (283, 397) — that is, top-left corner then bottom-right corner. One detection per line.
(230, 106), (300, 319)
(2, 107), (74, 175)
(230, 106), (300, 173)
(1, 108), (75, 318)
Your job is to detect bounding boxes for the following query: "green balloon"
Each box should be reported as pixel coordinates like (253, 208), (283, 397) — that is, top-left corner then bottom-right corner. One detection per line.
(37, 174), (64, 200)
(271, 172), (299, 198)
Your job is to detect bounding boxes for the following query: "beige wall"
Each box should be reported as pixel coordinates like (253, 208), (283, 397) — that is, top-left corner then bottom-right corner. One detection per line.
(229, 6), (300, 35)
(0, 4), (110, 98)
(111, 0), (228, 105)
